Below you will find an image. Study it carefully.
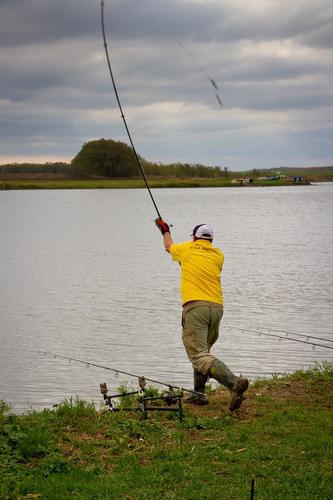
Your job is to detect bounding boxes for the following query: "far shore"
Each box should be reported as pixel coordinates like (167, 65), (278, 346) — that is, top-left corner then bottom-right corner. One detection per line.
(1, 164), (333, 190)
(0, 176), (317, 190)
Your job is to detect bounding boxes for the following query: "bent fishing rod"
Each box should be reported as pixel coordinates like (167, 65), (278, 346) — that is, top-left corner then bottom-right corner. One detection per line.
(101, 0), (162, 220)
(38, 350), (202, 395)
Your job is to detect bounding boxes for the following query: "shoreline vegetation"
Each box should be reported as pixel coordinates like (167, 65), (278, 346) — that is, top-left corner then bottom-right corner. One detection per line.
(0, 173), (332, 190)
(1, 363), (332, 498)
(0, 177), (313, 190)
(1, 139), (332, 190)
(1, 163), (333, 190)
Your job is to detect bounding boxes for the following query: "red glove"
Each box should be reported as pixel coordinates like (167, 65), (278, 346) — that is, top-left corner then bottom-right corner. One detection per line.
(155, 218), (170, 235)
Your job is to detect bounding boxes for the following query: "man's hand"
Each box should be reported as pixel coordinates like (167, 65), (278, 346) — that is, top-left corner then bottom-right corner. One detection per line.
(155, 218), (170, 235)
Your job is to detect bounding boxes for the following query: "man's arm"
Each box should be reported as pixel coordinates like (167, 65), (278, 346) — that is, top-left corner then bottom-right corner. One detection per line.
(155, 218), (174, 252)
(163, 231), (173, 253)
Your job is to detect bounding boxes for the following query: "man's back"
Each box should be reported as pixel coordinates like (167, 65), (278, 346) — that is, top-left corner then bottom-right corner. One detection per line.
(169, 239), (224, 305)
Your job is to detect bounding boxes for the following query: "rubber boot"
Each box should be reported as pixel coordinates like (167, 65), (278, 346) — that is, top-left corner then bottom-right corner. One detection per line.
(229, 378), (249, 412)
(184, 369), (209, 405)
(209, 359), (249, 411)
(209, 359), (237, 390)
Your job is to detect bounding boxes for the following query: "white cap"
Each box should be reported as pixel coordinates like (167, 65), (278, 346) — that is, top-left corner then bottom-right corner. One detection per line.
(192, 224), (214, 240)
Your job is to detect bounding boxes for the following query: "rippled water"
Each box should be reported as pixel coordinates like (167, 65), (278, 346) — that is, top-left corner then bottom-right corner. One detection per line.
(1, 184), (332, 412)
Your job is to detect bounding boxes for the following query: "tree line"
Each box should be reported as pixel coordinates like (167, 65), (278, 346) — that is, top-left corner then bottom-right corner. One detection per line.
(0, 162), (70, 174)
(1, 138), (228, 178)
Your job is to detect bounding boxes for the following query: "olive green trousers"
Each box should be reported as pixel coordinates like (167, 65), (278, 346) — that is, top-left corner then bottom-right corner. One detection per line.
(182, 301), (237, 387)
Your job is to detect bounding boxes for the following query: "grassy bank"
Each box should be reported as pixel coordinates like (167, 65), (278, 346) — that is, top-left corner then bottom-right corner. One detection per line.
(1, 363), (332, 499)
(0, 178), (228, 190)
(0, 177), (310, 190)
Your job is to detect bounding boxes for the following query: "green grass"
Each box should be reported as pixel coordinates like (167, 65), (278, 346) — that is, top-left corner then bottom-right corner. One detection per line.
(0, 178), (232, 190)
(1, 364), (332, 499)
(0, 177), (307, 190)
(1, 165), (332, 190)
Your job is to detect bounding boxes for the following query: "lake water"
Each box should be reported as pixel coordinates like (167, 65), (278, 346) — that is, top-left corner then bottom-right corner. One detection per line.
(1, 184), (333, 412)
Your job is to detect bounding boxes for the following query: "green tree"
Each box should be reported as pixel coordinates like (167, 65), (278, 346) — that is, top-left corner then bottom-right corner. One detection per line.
(71, 138), (139, 177)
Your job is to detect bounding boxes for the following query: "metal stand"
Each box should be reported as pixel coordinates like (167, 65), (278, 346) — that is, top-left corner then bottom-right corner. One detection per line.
(142, 394), (183, 422)
(100, 381), (183, 422)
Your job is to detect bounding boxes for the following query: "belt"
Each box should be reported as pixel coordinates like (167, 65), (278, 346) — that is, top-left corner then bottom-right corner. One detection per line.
(182, 300), (223, 313)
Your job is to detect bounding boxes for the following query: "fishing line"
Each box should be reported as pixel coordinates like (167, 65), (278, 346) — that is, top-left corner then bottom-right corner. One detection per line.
(100, 0), (162, 219)
(38, 350), (201, 395)
(177, 39), (223, 108)
(178, 40), (217, 87)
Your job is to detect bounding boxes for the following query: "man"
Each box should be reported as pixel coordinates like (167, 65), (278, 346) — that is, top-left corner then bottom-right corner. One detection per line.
(155, 219), (249, 411)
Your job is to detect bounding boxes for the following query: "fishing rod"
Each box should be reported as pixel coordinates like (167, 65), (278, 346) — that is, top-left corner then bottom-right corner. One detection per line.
(100, 0), (162, 220)
(234, 328), (333, 351)
(256, 326), (333, 344)
(38, 350), (202, 395)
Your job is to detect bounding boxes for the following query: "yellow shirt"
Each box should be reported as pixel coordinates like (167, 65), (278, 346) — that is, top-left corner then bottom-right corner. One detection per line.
(169, 240), (224, 305)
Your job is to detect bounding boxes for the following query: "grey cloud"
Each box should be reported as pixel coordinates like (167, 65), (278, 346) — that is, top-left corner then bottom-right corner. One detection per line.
(0, 0), (98, 47)
(300, 22), (333, 48)
(0, 116), (76, 140)
(1, 0), (332, 48)
(100, 0), (333, 50)
(0, 0), (332, 169)
(0, 38), (103, 101)
(0, 0), (219, 47)
(220, 56), (329, 84)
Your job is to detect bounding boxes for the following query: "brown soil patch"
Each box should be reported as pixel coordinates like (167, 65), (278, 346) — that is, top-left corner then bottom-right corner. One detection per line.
(182, 378), (333, 419)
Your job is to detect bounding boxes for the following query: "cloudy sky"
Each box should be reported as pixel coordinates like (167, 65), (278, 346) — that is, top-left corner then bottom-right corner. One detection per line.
(1, 0), (332, 170)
